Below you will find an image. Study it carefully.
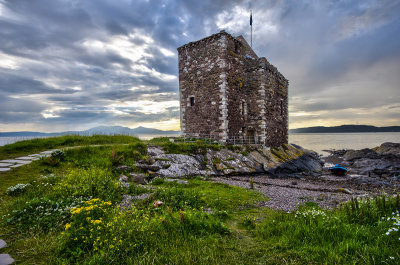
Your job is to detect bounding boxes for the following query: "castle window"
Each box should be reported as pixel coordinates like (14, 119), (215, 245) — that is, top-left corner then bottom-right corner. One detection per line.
(190, 96), (195, 106)
(234, 42), (239, 54)
(241, 101), (246, 116)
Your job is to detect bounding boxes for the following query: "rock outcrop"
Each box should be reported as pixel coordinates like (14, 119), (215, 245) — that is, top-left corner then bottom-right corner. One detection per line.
(323, 142), (400, 188)
(132, 144), (323, 179)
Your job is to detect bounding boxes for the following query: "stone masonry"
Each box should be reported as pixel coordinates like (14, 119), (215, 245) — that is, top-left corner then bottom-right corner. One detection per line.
(177, 30), (288, 147)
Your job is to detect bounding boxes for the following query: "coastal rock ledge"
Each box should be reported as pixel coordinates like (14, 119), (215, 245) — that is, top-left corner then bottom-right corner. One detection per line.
(132, 144), (323, 179)
(324, 142), (400, 188)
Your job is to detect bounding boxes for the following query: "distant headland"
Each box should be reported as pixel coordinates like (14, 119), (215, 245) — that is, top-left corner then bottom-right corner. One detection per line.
(0, 126), (180, 137)
(290, 125), (400, 133)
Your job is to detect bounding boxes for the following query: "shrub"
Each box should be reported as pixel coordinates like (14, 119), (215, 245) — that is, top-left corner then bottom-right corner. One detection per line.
(151, 177), (165, 185)
(59, 198), (116, 257)
(6, 183), (31, 196)
(51, 150), (66, 161)
(40, 156), (61, 166)
(6, 196), (88, 232)
(39, 150), (66, 166)
(110, 148), (124, 166)
(55, 167), (122, 201)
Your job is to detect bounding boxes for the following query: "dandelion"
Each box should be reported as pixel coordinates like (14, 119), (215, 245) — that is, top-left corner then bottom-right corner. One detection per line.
(65, 223), (71, 230)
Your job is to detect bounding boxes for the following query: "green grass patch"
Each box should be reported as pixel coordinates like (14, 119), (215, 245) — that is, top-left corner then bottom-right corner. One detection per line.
(250, 196), (400, 264)
(0, 134), (141, 160)
(147, 137), (221, 155)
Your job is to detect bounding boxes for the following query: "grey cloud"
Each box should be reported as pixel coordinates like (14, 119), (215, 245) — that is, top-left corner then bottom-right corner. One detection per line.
(0, 93), (47, 123)
(0, 0), (399, 131)
(0, 73), (76, 94)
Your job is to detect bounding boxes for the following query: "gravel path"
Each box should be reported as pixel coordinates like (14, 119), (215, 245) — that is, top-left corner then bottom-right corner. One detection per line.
(212, 175), (370, 212)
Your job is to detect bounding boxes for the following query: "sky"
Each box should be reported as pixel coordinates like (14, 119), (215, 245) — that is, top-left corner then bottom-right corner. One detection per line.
(0, 0), (399, 132)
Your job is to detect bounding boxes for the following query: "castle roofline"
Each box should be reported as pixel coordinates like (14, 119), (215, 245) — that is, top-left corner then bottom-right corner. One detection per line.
(177, 30), (288, 83)
(177, 30), (233, 51)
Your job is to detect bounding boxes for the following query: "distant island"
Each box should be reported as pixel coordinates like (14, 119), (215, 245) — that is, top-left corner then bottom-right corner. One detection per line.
(0, 126), (181, 137)
(290, 125), (400, 133)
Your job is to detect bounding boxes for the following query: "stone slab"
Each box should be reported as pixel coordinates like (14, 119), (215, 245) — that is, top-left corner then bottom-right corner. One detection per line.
(15, 157), (35, 160)
(40, 150), (57, 154)
(0, 253), (15, 265)
(0, 168), (11, 172)
(28, 154), (42, 157)
(0, 239), (6, 249)
(0, 163), (13, 167)
(10, 164), (24, 168)
(0, 160), (20, 164)
(13, 160), (31, 165)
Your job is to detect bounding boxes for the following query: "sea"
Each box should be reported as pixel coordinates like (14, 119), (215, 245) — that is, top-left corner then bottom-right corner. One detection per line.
(0, 133), (399, 155)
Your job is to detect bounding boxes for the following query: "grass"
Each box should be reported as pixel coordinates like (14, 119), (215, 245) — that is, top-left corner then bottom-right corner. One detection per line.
(0, 135), (399, 264)
(0, 134), (141, 160)
(147, 137), (221, 155)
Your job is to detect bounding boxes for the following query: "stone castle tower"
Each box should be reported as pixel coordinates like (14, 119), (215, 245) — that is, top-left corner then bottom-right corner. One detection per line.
(177, 30), (288, 147)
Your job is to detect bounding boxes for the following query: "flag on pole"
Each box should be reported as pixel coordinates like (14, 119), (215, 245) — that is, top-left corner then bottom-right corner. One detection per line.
(250, 11), (253, 26)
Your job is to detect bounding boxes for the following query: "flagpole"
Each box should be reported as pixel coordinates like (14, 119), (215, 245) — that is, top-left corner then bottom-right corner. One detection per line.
(250, 10), (253, 48)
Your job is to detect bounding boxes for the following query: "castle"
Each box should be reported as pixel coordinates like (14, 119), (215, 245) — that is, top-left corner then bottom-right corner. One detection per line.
(177, 30), (288, 147)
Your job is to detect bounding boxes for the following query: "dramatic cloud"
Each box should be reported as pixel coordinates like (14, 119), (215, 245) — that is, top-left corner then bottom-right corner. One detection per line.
(0, 0), (399, 132)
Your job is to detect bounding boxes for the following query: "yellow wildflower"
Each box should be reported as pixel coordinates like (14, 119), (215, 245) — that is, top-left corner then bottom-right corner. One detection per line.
(65, 223), (71, 230)
(91, 219), (102, 225)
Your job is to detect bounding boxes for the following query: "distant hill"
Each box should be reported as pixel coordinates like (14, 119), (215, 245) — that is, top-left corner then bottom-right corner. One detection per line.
(290, 125), (400, 133)
(0, 126), (180, 137)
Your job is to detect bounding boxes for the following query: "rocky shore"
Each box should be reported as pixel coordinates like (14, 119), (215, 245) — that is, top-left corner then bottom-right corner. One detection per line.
(119, 142), (400, 211)
(323, 142), (400, 190)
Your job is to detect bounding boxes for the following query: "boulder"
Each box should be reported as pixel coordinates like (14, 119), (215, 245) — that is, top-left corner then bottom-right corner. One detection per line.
(135, 163), (162, 172)
(153, 154), (214, 178)
(352, 159), (393, 175)
(208, 149), (261, 175)
(164, 178), (188, 185)
(138, 157), (156, 165)
(374, 142), (400, 157)
(119, 174), (129, 182)
(265, 152), (323, 178)
(351, 176), (393, 187)
(129, 173), (148, 185)
(344, 149), (379, 161)
(114, 165), (132, 173)
(147, 146), (165, 156)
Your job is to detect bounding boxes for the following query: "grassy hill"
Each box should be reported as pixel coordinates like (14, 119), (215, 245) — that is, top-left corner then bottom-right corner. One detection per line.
(0, 135), (398, 264)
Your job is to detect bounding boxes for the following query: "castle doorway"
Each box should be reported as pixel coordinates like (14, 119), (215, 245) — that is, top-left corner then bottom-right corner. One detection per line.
(247, 129), (256, 144)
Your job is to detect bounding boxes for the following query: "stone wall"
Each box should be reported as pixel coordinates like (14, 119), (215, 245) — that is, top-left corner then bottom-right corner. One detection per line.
(177, 30), (288, 146)
(177, 32), (228, 139)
